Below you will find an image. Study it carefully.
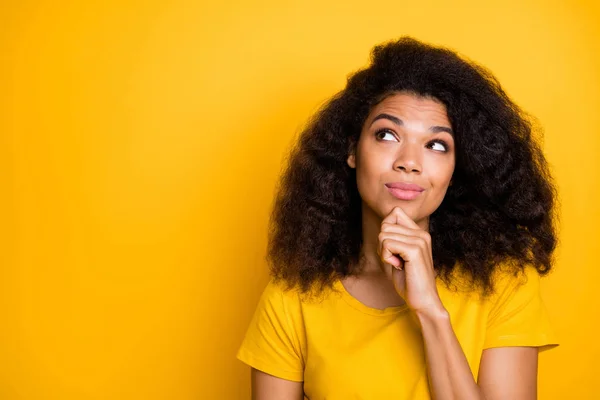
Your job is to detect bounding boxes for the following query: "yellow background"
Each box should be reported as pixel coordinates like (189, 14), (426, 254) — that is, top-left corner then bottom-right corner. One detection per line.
(1, 0), (598, 398)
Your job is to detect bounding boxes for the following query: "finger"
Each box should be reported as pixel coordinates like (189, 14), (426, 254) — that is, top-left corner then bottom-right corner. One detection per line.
(383, 206), (420, 230)
(392, 263), (406, 294)
(380, 237), (416, 269)
(380, 222), (426, 241)
(378, 232), (429, 258)
(380, 238), (403, 268)
(381, 206), (402, 226)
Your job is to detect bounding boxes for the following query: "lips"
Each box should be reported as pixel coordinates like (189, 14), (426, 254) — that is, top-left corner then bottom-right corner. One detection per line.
(385, 182), (425, 201)
(385, 182), (425, 192)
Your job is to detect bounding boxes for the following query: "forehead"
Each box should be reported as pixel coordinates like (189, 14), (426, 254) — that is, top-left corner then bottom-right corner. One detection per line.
(368, 92), (450, 124)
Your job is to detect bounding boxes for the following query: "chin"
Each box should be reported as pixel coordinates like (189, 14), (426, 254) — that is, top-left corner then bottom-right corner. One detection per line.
(394, 204), (429, 225)
(378, 202), (419, 221)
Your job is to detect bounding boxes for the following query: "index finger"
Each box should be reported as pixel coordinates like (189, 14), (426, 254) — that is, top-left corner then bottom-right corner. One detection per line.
(382, 206), (420, 229)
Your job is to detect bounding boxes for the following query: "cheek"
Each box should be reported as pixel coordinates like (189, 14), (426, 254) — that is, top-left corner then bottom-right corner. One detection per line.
(428, 158), (454, 184)
(356, 151), (384, 184)
(355, 165), (375, 196)
(354, 155), (383, 199)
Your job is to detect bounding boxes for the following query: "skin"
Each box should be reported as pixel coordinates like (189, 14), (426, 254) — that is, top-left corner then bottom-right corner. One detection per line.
(343, 91), (455, 310)
(251, 91), (538, 399)
(348, 91), (455, 234)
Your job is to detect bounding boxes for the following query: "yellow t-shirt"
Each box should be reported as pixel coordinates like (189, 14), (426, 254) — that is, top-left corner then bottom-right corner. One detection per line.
(236, 264), (559, 399)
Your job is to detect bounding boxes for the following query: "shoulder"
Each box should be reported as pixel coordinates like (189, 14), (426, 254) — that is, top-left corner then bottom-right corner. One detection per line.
(238, 278), (308, 382)
(260, 278), (303, 305)
(483, 264), (559, 350)
(253, 278), (308, 325)
(437, 263), (547, 318)
(441, 262), (543, 298)
(489, 263), (543, 301)
(261, 276), (338, 306)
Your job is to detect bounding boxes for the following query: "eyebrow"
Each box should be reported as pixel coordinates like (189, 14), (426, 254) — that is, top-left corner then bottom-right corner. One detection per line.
(370, 113), (454, 136)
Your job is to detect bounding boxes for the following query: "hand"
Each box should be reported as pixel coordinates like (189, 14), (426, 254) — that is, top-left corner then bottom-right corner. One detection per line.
(378, 206), (446, 316)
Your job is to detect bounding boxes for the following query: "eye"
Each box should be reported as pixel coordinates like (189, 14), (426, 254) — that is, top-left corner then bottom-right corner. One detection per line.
(375, 129), (451, 152)
(428, 139), (449, 152)
(374, 128), (398, 142)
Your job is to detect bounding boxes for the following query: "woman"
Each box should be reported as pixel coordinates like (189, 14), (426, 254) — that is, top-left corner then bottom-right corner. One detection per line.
(237, 36), (560, 399)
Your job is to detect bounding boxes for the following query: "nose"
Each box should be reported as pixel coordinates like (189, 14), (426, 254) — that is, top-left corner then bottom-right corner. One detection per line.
(393, 143), (422, 173)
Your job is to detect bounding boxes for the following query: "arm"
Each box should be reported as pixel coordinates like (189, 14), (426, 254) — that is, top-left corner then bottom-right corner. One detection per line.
(376, 208), (546, 399)
(478, 346), (538, 400)
(251, 368), (304, 400)
(416, 308), (538, 400)
(237, 280), (306, 399)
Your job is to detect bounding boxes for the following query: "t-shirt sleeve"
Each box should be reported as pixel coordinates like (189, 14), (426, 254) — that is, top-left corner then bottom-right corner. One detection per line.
(236, 279), (304, 382)
(483, 265), (559, 352)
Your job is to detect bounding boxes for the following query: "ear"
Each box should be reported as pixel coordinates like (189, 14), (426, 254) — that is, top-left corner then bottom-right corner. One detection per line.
(346, 141), (356, 169)
(346, 152), (356, 169)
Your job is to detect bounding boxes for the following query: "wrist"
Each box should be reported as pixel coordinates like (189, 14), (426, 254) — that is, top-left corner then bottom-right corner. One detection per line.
(414, 304), (450, 327)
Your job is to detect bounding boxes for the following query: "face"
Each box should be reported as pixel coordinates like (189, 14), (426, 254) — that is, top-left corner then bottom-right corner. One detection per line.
(346, 91), (455, 230)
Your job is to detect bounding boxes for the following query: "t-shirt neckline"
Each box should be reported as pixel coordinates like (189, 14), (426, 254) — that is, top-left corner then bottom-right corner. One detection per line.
(333, 279), (410, 316)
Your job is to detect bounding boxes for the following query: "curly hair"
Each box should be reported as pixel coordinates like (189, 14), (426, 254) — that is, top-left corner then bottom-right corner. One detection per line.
(266, 36), (559, 298)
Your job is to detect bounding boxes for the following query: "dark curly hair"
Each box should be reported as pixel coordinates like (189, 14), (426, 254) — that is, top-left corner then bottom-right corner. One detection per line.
(266, 36), (559, 298)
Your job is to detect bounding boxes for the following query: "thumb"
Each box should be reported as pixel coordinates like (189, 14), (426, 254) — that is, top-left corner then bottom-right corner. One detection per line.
(391, 263), (405, 294)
